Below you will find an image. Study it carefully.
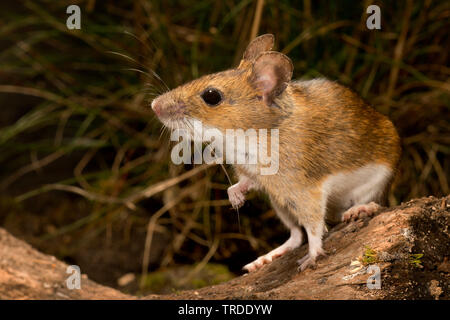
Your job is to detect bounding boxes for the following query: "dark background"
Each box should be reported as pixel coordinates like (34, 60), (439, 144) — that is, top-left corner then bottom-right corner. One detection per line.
(0, 0), (448, 295)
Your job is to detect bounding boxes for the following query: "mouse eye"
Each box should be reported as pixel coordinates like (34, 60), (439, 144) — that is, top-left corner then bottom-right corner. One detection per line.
(200, 88), (223, 106)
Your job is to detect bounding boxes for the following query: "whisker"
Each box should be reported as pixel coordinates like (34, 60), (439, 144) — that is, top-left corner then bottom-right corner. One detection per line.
(107, 50), (141, 65)
(159, 124), (167, 141)
(123, 30), (154, 54)
(122, 68), (165, 94)
(218, 163), (240, 231)
(140, 88), (161, 96)
(146, 69), (170, 92)
(107, 50), (169, 93)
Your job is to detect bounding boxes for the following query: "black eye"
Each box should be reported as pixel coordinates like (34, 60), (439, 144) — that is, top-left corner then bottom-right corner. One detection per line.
(201, 88), (223, 106)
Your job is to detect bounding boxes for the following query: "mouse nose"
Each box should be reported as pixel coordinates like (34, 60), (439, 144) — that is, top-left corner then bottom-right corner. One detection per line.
(151, 98), (162, 116)
(151, 97), (186, 119)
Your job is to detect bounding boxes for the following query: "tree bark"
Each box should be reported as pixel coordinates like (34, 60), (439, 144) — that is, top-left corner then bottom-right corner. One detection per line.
(0, 195), (448, 300)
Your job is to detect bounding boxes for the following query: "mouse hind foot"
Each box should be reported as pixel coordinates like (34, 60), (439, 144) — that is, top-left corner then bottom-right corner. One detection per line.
(342, 201), (380, 222)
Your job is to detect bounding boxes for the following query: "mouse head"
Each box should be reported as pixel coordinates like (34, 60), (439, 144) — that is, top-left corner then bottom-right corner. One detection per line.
(151, 34), (293, 134)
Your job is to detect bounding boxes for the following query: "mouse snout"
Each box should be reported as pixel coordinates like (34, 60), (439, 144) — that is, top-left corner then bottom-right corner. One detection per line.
(151, 98), (163, 116)
(151, 97), (186, 120)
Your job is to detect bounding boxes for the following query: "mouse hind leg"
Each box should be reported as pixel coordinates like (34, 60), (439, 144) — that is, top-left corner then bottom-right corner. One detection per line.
(297, 164), (393, 270)
(243, 199), (304, 272)
(333, 163), (394, 223)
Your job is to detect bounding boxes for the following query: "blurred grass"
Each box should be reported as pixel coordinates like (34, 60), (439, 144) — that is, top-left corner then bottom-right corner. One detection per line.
(0, 0), (449, 292)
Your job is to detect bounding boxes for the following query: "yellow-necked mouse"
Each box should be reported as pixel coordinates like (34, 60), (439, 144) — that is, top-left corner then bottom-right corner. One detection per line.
(151, 34), (401, 272)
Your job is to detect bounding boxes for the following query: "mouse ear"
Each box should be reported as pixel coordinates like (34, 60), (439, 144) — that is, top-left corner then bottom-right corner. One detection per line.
(238, 34), (274, 69)
(250, 51), (293, 106)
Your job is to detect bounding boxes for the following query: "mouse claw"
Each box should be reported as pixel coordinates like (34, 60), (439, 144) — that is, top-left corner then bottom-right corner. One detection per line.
(297, 250), (326, 272)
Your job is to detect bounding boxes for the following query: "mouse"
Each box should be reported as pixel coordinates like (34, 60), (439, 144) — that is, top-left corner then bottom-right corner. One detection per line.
(151, 34), (401, 272)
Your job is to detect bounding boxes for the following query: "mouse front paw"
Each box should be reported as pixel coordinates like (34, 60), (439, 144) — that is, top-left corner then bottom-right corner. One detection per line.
(243, 246), (291, 273)
(227, 185), (246, 209)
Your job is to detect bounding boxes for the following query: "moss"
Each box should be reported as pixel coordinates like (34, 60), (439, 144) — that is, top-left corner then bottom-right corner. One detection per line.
(139, 263), (235, 294)
(409, 253), (424, 268)
(191, 278), (208, 288)
(360, 245), (378, 265)
(140, 271), (169, 293)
